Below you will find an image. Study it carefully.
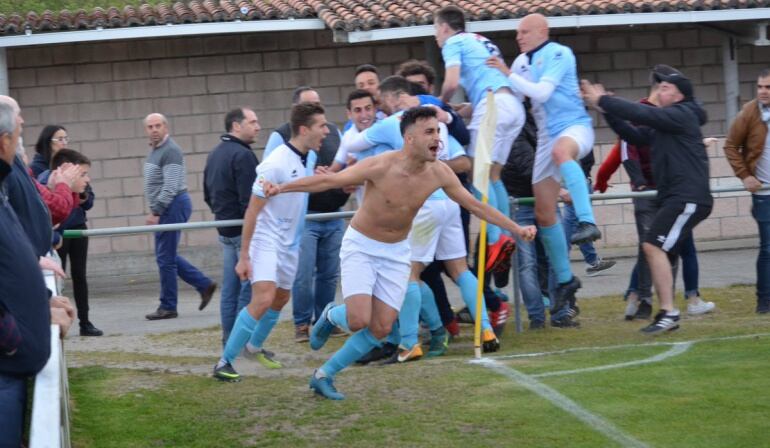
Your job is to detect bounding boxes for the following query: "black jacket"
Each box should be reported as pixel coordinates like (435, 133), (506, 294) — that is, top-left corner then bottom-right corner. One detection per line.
(0, 160), (51, 377)
(203, 135), (259, 237)
(5, 155), (52, 257)
(502, 111), (537, 199)
(599, 96), (713, 207)
(275, 122), (350, 213)
(29, 153), (48, 178)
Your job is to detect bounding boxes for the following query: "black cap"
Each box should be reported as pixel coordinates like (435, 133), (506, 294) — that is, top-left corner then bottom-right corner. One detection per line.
(649, 64), (682, 84)
(656, 72), (694, 100)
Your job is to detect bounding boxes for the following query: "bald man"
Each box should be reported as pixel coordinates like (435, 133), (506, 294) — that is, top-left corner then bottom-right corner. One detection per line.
(143, 113), (216, 320)
(487, 13), (597, 326)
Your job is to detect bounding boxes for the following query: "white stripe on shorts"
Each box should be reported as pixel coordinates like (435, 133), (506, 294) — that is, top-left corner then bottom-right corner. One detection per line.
(662, 203), (696, 252)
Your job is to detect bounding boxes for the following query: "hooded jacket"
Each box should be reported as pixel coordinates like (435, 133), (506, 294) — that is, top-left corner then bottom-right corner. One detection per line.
(599, 95), (712, 207)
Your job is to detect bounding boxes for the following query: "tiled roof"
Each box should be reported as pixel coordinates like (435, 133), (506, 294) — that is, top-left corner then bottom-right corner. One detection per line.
(0, 0), (767, 35)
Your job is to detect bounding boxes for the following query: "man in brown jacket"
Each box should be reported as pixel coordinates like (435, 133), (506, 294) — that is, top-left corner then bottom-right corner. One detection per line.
(724, 68), (770, 314)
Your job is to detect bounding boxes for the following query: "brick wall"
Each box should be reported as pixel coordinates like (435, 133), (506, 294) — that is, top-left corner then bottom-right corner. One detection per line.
(6, 24), (766, 259)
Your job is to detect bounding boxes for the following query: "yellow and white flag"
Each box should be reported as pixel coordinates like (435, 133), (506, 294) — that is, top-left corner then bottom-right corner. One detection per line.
(472, 91), (497, 196)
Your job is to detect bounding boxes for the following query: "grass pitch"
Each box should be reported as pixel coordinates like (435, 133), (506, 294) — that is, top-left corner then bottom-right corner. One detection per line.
(68, 285), (770, 447)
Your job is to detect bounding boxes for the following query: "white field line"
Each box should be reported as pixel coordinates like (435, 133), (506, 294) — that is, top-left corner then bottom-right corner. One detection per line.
(491, 332), (770, 361)
(531, 342), (693, 378)
(474, 358), (650, 448)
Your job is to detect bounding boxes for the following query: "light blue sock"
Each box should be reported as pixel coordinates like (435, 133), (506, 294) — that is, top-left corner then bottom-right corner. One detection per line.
(474, 185), (501, 244)
(540, 222), (573, 284)
(247, 308), (280, 350)
(222, 308), (257, 363)
(456, 270), (492, 331)
(399, 281), (422, 350)
(320, 328), (382, 378)
(419, 282), (443, 331)
(327, 304), (350, 333)
(386, 321), (401, 345)
(560, 160), (595, 224)
(492, 180), (511, 235)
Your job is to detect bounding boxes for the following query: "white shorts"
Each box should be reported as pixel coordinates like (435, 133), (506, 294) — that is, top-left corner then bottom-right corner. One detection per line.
(339, 226), (411, 311)
(532, 125), (595, 184)
(248, 238), (299, 290)
(409, 199), (467, 263)
(468, 91), (525, 165)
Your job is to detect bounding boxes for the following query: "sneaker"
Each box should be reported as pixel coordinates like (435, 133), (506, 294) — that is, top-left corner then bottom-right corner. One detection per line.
(356, 342), (397, 365)
(529, 320), (546, 330)
(585, 258), (616, 277)
(552, 276), (581, 314)
(551, 316), (580, 328)
(571, 222), (602, 245)
(640, 310), (680, 335)
(635, 298), (653, 320)
(295, 324), (310, 343)
(489, 301), (510, 336)
(757, 299), (770, 314)
(624, 295), (641, 321)
(397, 344), (424, 363)
(213, 361), (241, 382)
(79, 322), (103, 337)
(309, 371), (345, 400)
(445, 317), (460, 338)
(455, 307), (474, 325)
(145, 307), (178, 320)
(482, 329), (500, 353)
(199, 282), (217, 311)
(487, 235), (516, 273)
(310, 302), (336, 351)
(687, 297), (716, 316)
(567, 305), (580, 320)
(426, 327), (449, 357)
(243, 348), (282, 369)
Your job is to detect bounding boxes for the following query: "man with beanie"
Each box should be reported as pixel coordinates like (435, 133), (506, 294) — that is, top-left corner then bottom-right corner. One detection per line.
(582, 71), (712, 335)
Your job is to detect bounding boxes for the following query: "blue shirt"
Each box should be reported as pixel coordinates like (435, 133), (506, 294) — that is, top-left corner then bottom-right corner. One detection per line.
(516, 41), (592, 137)
(442, 32), (512, 106)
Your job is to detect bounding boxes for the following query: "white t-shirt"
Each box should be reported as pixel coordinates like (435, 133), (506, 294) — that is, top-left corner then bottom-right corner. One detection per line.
(251, 143), (314, 246)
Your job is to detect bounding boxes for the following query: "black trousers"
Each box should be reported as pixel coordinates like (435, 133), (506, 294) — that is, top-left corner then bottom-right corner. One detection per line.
(57, 224), (90, 325)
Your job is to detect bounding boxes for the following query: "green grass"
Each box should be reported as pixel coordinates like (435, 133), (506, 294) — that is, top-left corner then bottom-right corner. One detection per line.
(67, 285), (770, 447)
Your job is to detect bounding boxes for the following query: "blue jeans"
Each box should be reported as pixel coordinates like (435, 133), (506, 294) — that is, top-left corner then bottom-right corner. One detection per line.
(0, 373), (27, 447)
(291, 218), (345, 326)
(753, 194), (770, 302)
(155, 193), (213, 311)
(513, 205), (547, 323)
(678, 234), (699, 297)
(561, 200), (598, 265)
(219, 234), (251, 345)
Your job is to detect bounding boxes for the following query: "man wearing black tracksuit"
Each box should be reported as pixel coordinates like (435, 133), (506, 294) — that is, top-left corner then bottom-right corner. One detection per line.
(582, 72), (713, 335)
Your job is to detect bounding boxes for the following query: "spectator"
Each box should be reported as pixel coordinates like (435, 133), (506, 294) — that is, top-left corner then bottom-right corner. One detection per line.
(30, 124), (68, 178)
(0, 100), (52, 448)
(203, 107), (260, 345)
(142, 113), (217, 320)
(39, 148), (102, 336)
(264, 87), (348, 343)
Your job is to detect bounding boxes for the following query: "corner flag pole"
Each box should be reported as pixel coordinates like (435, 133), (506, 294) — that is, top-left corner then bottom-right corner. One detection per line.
(472, 90), (496, 359)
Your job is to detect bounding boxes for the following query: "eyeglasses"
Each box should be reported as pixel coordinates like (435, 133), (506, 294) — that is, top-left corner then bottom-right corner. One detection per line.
(51, 136), (69, 143)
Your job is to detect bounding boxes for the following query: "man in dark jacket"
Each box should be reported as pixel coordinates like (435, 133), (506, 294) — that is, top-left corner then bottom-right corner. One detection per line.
(0, 100), (52, 447)
(582, 72), (713, 335)
(204, 107), (260, 344)
(263, 87), (349, 342)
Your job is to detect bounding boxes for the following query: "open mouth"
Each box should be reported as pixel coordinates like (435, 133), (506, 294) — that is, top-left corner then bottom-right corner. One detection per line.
(428, 145), (439, 156)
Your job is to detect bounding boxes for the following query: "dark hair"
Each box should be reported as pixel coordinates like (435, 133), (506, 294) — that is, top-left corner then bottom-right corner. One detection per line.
(759, 68), (770, 79)
(379, 75), (414, 96)
(292, 86), (317, 105)
(346, 89), (376, 110)
(34, 124), (67, 166)
(51, 148), (90, 169)
(224, 108), (247, 132)
(290, 102), (325, 137)
(354, 64), (379, 78)
(400, 106), (437, 136)
(397, 59), (436, 88)
(436, 6), (465, 32)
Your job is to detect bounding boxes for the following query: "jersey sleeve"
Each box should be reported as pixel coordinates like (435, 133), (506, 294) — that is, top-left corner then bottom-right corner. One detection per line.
(441, 39), (462, 68)
(251, 159), (282, 198)
(363, 117), (402, 149)
(539, 46), (574, 85)
(446, 136), (467, 160)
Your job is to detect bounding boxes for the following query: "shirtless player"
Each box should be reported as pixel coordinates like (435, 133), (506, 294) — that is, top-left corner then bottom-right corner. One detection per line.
(263, 107), (536, 400)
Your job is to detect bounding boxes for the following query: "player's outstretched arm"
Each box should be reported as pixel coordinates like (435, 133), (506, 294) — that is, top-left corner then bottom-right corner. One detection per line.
(269, 156), (376, 196)
(440, 166), (536, 241)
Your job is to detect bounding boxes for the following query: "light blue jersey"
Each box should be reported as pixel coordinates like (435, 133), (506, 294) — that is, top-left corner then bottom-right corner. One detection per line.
(442, 32), (512, 107)
(512, 42), (592, 137)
